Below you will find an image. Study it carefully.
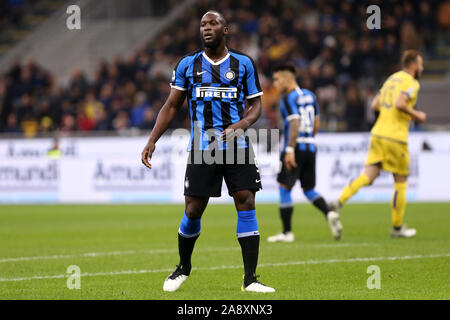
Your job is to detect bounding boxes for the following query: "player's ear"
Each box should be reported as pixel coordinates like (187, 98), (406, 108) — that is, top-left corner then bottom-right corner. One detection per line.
(223, 26), (229, 35)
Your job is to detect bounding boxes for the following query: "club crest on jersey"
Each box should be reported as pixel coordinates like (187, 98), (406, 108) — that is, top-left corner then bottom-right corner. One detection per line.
(196, 86), (237, 99)
(225, 70), (235, 80)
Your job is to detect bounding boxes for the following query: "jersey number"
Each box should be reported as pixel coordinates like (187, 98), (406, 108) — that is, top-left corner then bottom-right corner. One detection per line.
(381, 84), (396, 109)
(299, 105), (315, 134)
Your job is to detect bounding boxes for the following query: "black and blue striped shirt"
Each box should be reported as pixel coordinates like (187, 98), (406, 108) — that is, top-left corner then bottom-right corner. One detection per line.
(171, 49), (263, 151)
(280, 87), (319, 153)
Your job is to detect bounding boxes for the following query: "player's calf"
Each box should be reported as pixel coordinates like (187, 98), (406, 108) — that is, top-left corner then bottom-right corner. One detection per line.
(268, 186), (295, 242)
(303, 189), (328, 218)
(164, 212), (201, 292)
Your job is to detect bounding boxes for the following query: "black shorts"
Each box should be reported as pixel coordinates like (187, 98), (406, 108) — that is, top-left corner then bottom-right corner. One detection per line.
(184, 147), (262, 198)
(277, 150), (316, 190)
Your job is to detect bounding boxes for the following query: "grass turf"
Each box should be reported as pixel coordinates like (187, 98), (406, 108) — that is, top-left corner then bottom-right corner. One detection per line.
(0, 203), (449, 300)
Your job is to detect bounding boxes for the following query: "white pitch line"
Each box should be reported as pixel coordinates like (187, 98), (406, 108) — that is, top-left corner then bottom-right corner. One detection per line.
(0, 243), (373, 263)
(0, 253), (448, 283)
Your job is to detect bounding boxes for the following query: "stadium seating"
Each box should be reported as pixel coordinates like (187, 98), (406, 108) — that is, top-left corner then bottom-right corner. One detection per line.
(0, 0), (449, 137)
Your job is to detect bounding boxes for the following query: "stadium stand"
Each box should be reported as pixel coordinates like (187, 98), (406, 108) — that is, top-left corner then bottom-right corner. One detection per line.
(0, 0), (67, 59)
(0, 0), (449, 137)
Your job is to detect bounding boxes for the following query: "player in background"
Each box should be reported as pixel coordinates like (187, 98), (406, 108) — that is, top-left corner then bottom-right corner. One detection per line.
(141, 11), (274, 293)
(329, 50), (426, 238)
(268, 65), (343, 242)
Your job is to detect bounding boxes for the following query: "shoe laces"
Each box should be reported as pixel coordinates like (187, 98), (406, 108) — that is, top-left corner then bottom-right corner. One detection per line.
(245, 274), (265, 287)
(169, 265), (186, 280)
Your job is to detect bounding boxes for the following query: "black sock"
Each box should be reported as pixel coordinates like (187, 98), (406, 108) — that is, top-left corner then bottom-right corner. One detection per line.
(312, 197), (329, 218)
(238, 235), (260, 287)
(178, 233), (199, 275)
(394, 226), (402, 231)
(280, 206), (293, 233)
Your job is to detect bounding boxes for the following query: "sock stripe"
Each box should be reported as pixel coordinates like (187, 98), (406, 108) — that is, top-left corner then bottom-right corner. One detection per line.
(237, 230), (260, 238)
(392, 191), (398, 209)
(178, 229), (201, 238)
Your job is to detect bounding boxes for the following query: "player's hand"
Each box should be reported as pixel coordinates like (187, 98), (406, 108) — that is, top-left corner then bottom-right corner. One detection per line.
(219, 121), (247, 142)
(141, 141), (156, 169)
(416, 111), (427, 124)
(284, 152), (297, 171)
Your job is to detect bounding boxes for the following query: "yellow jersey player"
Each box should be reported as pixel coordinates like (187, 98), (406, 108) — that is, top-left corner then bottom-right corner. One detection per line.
(330, 50), (426, 238)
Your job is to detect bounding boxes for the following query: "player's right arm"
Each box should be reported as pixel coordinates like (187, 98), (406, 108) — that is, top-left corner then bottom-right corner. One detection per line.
(395, 92), (426, 123)
(283, 95), (300, 170)
(141, 88), (186, 169)
(285, 117), (300, 170)
(371, 93), (381, 111)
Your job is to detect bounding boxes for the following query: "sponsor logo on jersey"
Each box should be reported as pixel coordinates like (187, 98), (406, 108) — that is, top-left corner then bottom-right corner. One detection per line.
(195, 87), (238, 99)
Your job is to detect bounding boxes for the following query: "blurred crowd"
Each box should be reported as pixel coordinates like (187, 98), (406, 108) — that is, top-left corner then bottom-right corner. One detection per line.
(0, 0), (448, 137)
(0, 0), (25, 30)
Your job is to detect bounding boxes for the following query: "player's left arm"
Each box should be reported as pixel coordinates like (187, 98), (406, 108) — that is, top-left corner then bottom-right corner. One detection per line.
(395, 92), (426, 123)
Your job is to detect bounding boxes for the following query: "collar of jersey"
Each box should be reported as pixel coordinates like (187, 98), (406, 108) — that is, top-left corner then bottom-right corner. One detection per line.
(202, 51), (230, 65)
(287, 86), (304, 96)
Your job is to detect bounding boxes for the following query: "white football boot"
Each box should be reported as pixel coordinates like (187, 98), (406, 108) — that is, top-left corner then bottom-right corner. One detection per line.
(163, 265), (189, 292)
(241, 276), (275, 293)
(267, 232), (294, 243)
(327, 211), (343, 240)
(390, 225), (416, 238)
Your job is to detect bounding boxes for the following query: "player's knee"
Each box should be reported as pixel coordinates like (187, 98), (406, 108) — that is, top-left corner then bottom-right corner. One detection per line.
(364, 165), (381, 182)
(185, 210), (202, 220)
(185, 199), (207, 219)
(185, 197), (208, 219)
(233, 190), (255, 211)
(185, 204), (205, 219)
(394, 174), (408, 183)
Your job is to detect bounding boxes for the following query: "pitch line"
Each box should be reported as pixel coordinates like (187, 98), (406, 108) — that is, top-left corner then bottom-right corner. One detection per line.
(0, 243), (373, 263)
(0, 253), (448, 283)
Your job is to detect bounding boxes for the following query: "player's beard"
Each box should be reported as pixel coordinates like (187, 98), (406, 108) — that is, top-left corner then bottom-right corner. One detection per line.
(414, 69), (421, 79)
(202, 36), (222, 49)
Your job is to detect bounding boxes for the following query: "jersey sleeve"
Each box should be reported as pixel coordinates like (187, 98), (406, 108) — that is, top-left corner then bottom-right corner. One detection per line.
(170, 57), (189, 91)
(400, 77), (419, 101)
(284, 94), (300, 121)
(244, 57), (263, 99)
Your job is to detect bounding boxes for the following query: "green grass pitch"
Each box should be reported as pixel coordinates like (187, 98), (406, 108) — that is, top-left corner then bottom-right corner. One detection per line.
(0, 203), (449, 300)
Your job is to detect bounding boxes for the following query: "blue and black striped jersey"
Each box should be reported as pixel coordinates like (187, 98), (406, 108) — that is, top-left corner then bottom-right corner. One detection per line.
(171, 49), (263, 151)
(280, 87), (319, 152)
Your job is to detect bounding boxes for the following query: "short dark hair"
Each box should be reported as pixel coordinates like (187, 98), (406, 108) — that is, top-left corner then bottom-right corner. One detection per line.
(401, 50), (421, 68)
(273, 64), (297, 75)
(204, 10), (228, 27)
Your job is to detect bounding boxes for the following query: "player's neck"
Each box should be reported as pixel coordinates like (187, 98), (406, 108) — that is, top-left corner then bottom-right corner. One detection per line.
(286, 82), (299, 94)
(402, 68), (415, 78)
(203, 44), (228, 63)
